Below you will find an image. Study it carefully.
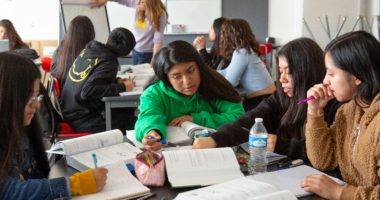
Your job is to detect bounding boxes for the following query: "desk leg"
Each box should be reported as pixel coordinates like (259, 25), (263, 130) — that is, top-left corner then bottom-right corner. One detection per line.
(105, 102), (112, 130)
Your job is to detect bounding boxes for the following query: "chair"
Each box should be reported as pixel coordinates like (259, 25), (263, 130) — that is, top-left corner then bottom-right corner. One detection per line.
(47, 77), (91, 141)
(259, 43), (273, 66)
(40, 56), (52, 88)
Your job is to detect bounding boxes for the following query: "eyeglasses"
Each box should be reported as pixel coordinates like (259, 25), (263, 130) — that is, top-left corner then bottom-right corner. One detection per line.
(27, 94), (43, 105)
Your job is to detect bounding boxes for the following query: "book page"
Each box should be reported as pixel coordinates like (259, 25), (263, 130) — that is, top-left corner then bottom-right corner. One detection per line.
(73, 161), (150, 200)
(62, 0), (91, 5)
(180, 121), (216, 139)
(69, 143), (142, 169)
(248, 165), (345, 197)
(166, 126), (191, 144)
(163, 148), (243, 187)
(48, 129), (123, 155)
(176, 177), (296, 200)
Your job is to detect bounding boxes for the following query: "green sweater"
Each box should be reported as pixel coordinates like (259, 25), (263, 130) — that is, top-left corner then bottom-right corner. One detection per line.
(135, 81), (244, 141)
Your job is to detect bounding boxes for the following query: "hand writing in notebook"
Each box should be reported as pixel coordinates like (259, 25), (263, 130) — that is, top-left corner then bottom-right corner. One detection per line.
(92, 167), (109, 192)
(142, 130), (165, 151)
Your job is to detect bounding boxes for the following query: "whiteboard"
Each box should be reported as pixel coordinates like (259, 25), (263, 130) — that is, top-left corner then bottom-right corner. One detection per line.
(106, 1), (135, 35)
(61, 2), (110, 43)
(165, 0), (222, 34)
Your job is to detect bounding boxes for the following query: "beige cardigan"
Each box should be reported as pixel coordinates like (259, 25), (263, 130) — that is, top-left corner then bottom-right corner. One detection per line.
(306, 94), (380, 200)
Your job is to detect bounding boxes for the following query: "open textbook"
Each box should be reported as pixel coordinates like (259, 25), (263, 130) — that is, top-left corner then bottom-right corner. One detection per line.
(249, 165), (345, 197)
(126, 121), (216, 145)
(175, 177), (297, 200)
(47, 129), (142, 171)
(162, 147), (244, 187)
(73, 161), (150, 200)
(119, 63), (155, 96)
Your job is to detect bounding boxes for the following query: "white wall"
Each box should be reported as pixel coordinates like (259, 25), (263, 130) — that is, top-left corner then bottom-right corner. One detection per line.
(269, 0), (377, 47)
(268, 0), (303, 45)
(0, 0), (59, 40)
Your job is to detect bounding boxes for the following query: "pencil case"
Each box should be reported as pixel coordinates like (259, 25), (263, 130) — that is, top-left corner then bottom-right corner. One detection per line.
(134, 150), (165, 186)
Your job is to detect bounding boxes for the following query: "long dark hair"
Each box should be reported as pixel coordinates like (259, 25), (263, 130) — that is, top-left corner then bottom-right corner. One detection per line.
(276, 38), (325, 139)
(208, 17), (227, 69)
(325, 31), (380, 107)
(0, 52), (49, 187)
(219, 19), (261, 60)
(56, 16), (95, 86)
(0, 19), (29, 50)
(150, 40), (241, 102)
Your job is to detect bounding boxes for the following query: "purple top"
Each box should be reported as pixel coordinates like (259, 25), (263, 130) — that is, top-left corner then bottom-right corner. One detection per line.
(113, 0), (167, 53)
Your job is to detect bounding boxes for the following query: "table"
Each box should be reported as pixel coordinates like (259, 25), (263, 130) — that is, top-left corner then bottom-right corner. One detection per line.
(49, 157), (325, 200)
(102, 95), (140, 130)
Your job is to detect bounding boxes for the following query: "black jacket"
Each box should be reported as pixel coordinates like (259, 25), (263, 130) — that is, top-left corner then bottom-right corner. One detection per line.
(61, 40), (125, 130)
(210, 90), (342, 161)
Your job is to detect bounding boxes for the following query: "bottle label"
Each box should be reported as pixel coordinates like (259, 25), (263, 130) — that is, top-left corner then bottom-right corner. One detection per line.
(249, 136), (267, 148)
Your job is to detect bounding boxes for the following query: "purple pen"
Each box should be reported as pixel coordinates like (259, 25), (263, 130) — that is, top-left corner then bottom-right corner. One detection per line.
(297, 96), (315, 104)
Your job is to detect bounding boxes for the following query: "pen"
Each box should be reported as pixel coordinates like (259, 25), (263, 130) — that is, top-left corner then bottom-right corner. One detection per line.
(92, 153), (98, 168)
(136, 193), (156, 200)
(297, 96), (315, 104)
(148, 136), (168, 145)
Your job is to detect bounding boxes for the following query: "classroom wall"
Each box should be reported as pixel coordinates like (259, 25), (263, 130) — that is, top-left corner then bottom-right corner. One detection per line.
(163, 0), (269, 47)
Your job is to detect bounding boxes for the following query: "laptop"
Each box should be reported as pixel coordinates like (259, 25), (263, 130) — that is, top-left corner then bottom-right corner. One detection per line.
(0, 40), (9, 53)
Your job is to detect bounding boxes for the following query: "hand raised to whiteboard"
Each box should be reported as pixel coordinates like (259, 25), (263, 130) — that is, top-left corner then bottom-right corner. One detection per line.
(90, 0), (108, 8)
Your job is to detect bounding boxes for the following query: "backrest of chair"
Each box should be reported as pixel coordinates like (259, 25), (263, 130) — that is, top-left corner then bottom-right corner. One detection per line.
(259, 43), (273, 56)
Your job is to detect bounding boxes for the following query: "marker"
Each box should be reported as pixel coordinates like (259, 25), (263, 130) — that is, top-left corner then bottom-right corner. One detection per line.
(148, 136), (168, 145)
(92, 153), (98, 168)
(297, 96), (315, 104)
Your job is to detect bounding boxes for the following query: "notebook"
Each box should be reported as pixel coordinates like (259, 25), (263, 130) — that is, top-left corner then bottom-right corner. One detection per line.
(176, 177), (297, 200)
(47, 129), (142, 171)
(162, 147), (244, 187)
(248, 165), (345, 197)
(73, 161), (151, 200)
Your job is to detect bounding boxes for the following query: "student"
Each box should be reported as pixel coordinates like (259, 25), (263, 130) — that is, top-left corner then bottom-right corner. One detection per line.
(301, 31), (380, 199)
(0, 52), (108, 199)
(193, 38), (341, 161)
(0, 19), (39, 60)
(52, 15), (95, 88)
(61, 27), (136, 133)
(135, 40), (245, 151)
(218, 19), (275, 111)
(193, 17), (229, 70)
(91, 0), (168, 64)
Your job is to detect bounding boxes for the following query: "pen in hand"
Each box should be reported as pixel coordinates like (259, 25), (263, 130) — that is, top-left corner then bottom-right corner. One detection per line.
(297, 96), (315, 104)
(92, 153), (98, 168)
(148, 136), (168, 145)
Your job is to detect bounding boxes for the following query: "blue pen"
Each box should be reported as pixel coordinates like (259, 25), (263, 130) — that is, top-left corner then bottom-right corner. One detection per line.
(92, 153), (98, 168)
(148, 136), (168, 145)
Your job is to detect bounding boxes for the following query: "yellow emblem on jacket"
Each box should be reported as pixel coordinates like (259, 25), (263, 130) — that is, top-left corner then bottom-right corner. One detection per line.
(69, 55), (98, 82)
(136, 20), (147, 30)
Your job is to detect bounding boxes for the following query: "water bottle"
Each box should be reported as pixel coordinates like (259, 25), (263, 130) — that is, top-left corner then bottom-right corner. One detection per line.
(248, 118), (268, 174)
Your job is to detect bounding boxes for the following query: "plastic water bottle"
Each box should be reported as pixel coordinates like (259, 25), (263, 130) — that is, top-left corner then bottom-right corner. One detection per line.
(248, 118), (268, 174)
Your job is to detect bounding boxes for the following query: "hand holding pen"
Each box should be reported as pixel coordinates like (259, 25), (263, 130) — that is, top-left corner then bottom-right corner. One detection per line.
(122, 76), (136, 92)
(90, 153), (109, 192)
(142, 130), (165, 151)
(305, 84), (334, 116)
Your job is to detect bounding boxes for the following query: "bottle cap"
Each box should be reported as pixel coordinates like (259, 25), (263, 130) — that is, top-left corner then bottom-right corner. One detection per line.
(254, 118), (263, 123)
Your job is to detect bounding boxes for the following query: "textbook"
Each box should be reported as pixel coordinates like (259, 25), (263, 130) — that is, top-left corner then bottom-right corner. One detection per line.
(119, 63), (154, 96)
(248, 165), (345, 197)
(176, 177), (297, 200)
(162, 147), (244, 187)
(73, 161), (151, 200)
(47, 129), (142, 171)
(126, 121), (216, 145)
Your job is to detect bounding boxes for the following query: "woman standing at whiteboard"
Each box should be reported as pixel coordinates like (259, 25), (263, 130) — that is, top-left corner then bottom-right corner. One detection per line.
(91, 0), (168, 65)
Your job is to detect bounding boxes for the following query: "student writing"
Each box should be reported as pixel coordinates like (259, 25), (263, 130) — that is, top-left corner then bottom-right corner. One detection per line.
(135, 40), (245, 151)
(0, 52), (108, 200)
(61, 27), (136, 133)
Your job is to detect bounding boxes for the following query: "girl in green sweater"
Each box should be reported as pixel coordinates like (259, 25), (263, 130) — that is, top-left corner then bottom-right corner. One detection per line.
(135, 40), (244, 151)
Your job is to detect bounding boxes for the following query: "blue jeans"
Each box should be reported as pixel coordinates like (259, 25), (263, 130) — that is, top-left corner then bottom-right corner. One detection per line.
(132, 49), (153, 65)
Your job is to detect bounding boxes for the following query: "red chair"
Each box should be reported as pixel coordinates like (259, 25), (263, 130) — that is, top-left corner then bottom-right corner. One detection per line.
(259, 43), (273, 66)
(48, 77), (91, 140)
